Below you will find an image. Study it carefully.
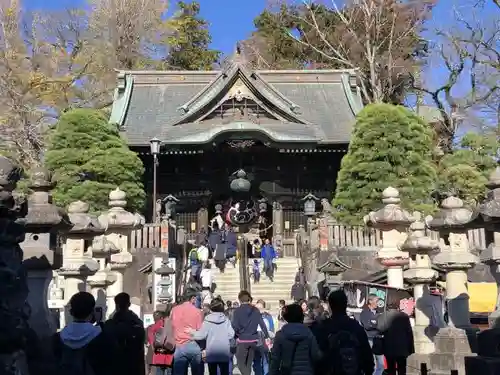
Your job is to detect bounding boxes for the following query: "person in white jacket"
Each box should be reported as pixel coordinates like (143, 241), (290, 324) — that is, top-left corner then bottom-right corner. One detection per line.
(197, 244), (209, 263)
(200, 262), (213, 305)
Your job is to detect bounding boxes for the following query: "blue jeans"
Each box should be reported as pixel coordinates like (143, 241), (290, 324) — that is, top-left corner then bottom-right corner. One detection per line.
(155, 366), (172, 375)
(173, 341), (203, 375)
(263, 258), (273, 278)
(216, 358), (233, 375)
(368, 339), (385, 375)
(253, 348), (269, 375)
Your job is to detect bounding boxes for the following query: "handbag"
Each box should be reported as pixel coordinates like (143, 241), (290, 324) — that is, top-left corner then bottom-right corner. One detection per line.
(372, 334), (384, 355)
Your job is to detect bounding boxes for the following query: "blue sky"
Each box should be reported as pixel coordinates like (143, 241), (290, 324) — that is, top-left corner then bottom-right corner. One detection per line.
(24, 0), (495, 56)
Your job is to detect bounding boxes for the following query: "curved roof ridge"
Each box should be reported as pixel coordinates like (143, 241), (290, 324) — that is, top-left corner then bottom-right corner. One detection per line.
(173, 55), (308, 126)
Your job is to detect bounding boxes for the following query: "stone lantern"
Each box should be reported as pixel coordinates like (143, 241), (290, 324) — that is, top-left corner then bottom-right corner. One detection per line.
(230, 169), (251, 194)
(401, 216), (439, 354)
(58, 201), (101, 322)
(86, 236), (119, 316)
(426, 196), (478, 329)
(0, 156), (29, 375)
(154, 259), (176, 307)
(228, 169), (257, 227)
(426, 196), (479, 375)
(22, 167), (71, 337)
(364, 187), (416, 288)
(302, 193), (319, 217)
(477, 167), (500, 327)
(98, 187), (144, 317)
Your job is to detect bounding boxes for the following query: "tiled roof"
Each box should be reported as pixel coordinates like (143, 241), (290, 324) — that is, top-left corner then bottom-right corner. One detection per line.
(111, 56), (363, 147)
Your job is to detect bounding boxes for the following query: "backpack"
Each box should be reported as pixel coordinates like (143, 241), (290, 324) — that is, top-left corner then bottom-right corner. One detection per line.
(327, 329), (361, 375)
(153, 319), (175, 352)
(58, 343), (96, 375)
(189, 249), (199, 262)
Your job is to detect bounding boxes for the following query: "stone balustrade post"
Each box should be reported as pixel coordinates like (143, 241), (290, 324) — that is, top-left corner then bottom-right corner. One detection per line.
(98, 188), (144, 318)
(58, 201), (102, 324)
(364, 187), (415, 288)
(0, 156), (30, 375)
(401, 217), (439, 354)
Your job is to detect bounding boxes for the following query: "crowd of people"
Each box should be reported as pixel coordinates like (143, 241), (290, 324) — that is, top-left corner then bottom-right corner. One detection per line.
(53, 286), (415, 375)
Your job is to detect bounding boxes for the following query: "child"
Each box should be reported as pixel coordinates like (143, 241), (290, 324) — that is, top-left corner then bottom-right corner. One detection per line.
(252, 238), (262, 258)
(252, 259), (261, 283)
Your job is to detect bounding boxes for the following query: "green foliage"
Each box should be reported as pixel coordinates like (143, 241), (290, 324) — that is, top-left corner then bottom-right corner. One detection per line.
(164, 1), (221, 70)
(45, 109), (145, 213)
(333, 103), (437, 224)
(245, 1), (432, 103)
(437, 132), (498, 204)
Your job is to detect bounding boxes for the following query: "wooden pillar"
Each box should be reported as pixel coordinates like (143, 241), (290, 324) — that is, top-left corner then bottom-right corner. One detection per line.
(272, 200), (284, 256)
(197, 207), (208, 231)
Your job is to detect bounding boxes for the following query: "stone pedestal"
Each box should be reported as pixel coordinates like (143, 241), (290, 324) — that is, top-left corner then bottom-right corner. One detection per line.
(402, 219), (439, 354)
(364, 187), (415, 288)
(98, 188), (144, 318)
(58, 201), (103, 324)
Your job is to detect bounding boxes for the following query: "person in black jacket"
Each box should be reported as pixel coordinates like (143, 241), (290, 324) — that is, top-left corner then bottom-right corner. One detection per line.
(231, 290), (270, 375)
(312, 290), (373, 375)
(359, 294), (385, 375)
(377, 304), (415, 375)
(52, 292), (117, 375)
(104, 293), (146, 375)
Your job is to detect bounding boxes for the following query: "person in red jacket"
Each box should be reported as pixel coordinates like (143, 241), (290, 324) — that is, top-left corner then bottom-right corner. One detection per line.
(148, 306), (174, 375)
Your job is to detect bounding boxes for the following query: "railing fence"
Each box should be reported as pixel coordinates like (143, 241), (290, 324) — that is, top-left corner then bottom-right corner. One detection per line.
(129, 223), (488, 254)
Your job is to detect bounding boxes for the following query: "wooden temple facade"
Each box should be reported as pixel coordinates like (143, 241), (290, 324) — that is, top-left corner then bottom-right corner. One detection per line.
(109, 50), (364, 248)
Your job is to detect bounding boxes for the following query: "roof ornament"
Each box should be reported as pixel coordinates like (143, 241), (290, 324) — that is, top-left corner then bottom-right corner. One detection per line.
(230, 41), (247, 66)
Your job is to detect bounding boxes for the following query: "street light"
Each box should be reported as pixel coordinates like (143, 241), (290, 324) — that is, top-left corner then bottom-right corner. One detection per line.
(150, 137), (161, 223)
(302, 193), (319, 217)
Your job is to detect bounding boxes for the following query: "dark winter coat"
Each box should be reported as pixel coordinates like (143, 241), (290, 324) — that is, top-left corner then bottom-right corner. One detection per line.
(208, 230), (223, 252)
(377, 310), (415, 358)
(226, 230), (237, 257)
(269, 322), (321, 375)
(52, 322), (118, 375)
(290, 283), (307, 301)
(359, 307), (380, 339)
(104, 310), (146, 375)
(312, 313), (374, 375)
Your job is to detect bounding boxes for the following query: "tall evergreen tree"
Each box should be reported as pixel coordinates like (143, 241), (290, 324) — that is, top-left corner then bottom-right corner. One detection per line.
(45, 109), (145, 212)
(164, 1), (221, 70)
(333, 104), (437, 224)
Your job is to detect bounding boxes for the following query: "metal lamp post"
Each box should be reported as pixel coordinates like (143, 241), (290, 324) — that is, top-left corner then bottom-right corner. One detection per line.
(150, 137), (161, 223)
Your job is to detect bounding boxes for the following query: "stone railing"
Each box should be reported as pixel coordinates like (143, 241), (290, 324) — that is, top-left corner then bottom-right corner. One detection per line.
(129, 222), (487, 253)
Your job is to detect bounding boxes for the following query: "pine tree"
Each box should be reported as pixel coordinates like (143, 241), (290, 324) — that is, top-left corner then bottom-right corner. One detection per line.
(164, 1), (221, 70)
(333, 103), (437, 224)
(437, 132), (498, 204)
(45, 109), (145, 212)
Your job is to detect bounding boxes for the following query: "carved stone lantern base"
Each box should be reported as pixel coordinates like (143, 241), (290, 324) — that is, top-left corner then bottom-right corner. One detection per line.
(428, 327), (478, 375)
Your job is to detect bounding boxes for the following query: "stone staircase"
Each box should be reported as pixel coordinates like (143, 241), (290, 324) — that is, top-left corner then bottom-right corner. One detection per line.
(249, 257), (300, 309)
(211, 261), (241, 303)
